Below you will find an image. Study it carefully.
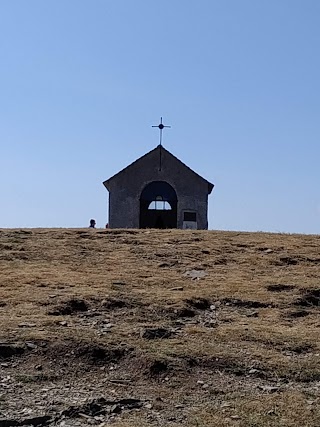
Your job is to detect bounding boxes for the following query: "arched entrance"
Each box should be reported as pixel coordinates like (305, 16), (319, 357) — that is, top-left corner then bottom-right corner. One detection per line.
(140, 181), (177, 229)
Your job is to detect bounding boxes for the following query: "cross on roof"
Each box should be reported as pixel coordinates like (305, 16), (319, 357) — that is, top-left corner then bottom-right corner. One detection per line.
(152, 117), (171, 146)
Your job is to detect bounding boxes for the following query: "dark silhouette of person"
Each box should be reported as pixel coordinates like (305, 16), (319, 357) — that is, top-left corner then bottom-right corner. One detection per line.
(89, 219), (96, 228)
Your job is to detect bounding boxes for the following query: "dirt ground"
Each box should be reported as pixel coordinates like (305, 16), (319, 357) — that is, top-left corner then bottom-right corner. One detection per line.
(0, 228), (320, 426)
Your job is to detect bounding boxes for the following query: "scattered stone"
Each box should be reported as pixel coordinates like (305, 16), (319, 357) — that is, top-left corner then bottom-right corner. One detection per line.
(258, 385), (279, 393)
(110, 404), (121, 414)
(145, 403), (153, 409)
(18, 322), (36, 328)
(221, 402), (231, 408)
(246, 311), (259, 318)
(103, 323), (113, 329)
(78, 412), (91, 420)
(183, 269), (208, 280)
(58, 321), (68, 327)
(81, 311), (100, 318)
(248, 368), (260, 375)
(170, 287), (184, 291)
(25, 342), (38, 350)
(114, 398), (143, 409)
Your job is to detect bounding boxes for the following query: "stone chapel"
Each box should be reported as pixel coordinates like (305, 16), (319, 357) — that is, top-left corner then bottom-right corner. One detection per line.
(103, 144), (214, 229)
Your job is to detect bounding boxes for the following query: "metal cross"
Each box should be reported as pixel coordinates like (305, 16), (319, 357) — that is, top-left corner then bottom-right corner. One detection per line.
(152, 117), (171, 146)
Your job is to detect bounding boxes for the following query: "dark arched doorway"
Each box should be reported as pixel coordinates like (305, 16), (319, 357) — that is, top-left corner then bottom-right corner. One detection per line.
(140, 181), (177, 229)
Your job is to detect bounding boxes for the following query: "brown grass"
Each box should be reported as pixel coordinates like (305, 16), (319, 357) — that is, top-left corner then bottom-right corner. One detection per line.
(0, 228), (320, 425)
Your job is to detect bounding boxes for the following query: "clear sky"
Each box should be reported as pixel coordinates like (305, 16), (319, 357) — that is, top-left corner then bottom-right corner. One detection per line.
(1, 1), (319, 233)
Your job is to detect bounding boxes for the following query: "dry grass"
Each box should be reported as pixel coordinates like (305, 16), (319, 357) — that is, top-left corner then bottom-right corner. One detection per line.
(0, 228), (320, 425)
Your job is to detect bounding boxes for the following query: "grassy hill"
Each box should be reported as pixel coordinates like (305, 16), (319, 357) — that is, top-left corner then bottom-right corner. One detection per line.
(0, 228), (320, 426)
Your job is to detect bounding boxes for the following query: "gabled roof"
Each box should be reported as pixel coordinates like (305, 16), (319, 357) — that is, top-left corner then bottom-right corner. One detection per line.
(103, 145), (214, 194)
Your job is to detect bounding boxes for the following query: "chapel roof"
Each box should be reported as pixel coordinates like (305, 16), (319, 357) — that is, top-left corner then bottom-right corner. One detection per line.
(103, 145), (214, 194)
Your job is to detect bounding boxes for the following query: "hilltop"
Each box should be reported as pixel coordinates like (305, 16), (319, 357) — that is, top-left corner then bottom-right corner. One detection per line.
(0, 228), (320, 426)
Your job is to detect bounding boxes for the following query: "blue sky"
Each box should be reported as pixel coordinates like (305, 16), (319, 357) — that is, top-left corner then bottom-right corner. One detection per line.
(0, 0), (319, 233)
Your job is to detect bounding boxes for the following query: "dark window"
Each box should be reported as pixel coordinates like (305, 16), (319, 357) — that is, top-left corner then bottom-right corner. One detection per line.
(184, 212), (197, 222)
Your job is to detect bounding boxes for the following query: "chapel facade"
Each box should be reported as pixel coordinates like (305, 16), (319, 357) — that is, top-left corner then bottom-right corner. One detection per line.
(103, 145), (214, 229)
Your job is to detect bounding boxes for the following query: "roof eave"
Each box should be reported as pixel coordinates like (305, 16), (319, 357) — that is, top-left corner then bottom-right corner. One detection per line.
(208, 183), (214, 195)
(103, 179), (110, 191)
